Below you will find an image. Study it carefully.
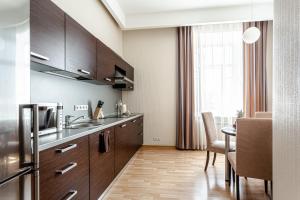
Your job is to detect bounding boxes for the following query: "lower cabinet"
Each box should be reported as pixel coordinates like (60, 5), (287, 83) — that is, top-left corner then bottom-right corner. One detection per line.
(115, 121), (131, 175)
(89, 127), (115, 200)
(39, 136), (89, 200)
(115, 117), (143, 175)
(39, 116), (143, 200)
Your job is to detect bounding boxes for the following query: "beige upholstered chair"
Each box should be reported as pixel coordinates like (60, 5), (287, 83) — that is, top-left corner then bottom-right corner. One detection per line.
(202, 112), (235, 171)
(255, 112), (272, 118)
(228, 118), (272, 200)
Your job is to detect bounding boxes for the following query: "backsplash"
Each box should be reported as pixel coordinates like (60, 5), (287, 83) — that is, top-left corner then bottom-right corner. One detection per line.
(30, 70), (121, 119)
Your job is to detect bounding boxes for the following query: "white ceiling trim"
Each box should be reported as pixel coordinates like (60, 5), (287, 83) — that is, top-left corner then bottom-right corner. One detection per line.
(101, 1), (273, 30)
(101, 0), (126, 29)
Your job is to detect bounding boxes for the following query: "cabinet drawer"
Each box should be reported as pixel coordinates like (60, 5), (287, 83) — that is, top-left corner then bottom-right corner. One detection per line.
(40, 136), (87, 169)
(40, 136), (89, 200)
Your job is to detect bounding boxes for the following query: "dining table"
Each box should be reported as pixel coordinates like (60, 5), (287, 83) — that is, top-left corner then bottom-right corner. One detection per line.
(221, 126), (236, 182)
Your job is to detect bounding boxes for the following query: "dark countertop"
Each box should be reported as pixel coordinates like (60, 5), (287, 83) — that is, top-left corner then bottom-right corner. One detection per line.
(39, 114), (143, 151)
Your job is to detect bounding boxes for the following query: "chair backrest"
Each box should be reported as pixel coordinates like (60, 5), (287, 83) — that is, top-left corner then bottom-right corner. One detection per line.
(236, 118), (272, 180)
(201, 112), (218, 147)
(255, 112), (272, 118)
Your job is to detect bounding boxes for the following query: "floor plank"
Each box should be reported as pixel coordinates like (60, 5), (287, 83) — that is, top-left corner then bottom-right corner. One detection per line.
(103, 146), (270, 200)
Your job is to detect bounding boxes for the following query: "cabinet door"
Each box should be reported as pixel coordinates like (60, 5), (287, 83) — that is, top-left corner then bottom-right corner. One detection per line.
(130, 117), (143, 151)
(89, 128), (115, 200)
(66, 15), (96, 79)
(30, 0), (65, 69)
(96, 40), (116, 84)
(115, 122), (131, 175)
(124, 61), (134, 81)
(137, 117), (144, 148)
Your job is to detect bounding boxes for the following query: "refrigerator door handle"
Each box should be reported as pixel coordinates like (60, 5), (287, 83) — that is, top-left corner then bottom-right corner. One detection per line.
(0, 167), (32, 188)
(32, 104), (40, 200)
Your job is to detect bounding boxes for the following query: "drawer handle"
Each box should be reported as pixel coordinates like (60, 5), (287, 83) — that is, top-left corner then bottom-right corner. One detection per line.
(105, 78), (112, 82)
(120, 124), (127, 128)
(132, 119), (137, 123)
(63, 190), (78, 200)
(56, 162), (77, 175)
(56, 144), (77, 153)
(138, 132), (143, 136)
(77, 69), (90, 75)
(30, 52), (50, 61)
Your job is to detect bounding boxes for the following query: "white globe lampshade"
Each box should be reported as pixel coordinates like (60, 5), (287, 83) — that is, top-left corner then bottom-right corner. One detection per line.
(243, 27), (261, 44)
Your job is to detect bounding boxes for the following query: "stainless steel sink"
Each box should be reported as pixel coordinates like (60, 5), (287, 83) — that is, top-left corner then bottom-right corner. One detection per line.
(64, 121), (103, 129)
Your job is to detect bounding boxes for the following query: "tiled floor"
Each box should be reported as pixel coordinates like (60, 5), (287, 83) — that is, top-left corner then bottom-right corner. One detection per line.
(103, 146), (270, 200)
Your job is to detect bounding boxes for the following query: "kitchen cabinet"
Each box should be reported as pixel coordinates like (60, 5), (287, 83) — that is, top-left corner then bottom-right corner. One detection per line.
(39, 116), (143, 200)
(96, 40), (116, 84)
(30, 0), (65, 70)
(113, 57), (134, 90)
(89, 127), (115, 200)
(115, 117), (143, 174)
(115, 122), (131, 175)
(132, 116), (143, 150)
(97, 40), (135, 89)
(30, 2), (135, 88)
(122, 60), (134, 81)
(39, 136), (89, 200)
(66, 15), (97, 79)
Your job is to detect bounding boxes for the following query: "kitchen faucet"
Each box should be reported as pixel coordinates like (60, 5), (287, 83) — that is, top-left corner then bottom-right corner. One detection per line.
(65, 115), (85, 128)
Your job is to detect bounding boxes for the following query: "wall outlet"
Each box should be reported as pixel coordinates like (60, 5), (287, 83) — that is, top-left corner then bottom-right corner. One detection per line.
(74, 105), (88, 111)
(153, 137), (160, 142)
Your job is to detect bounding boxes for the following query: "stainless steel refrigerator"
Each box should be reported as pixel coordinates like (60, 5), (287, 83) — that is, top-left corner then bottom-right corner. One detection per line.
(0, 0), (39, 199)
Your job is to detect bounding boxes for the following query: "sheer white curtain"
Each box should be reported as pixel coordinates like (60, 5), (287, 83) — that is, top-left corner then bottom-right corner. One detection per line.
(192, 23), (243, 150)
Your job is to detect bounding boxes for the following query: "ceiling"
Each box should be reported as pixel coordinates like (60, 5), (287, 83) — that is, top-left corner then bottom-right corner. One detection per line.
(117, 0), (273, 15)
(101, 0), (273, 30)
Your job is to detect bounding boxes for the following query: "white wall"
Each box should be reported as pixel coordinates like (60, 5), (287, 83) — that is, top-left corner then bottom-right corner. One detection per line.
(122, 28), (177, 146)
(52, 0), (123, 56)
(273, 0), (300, 199)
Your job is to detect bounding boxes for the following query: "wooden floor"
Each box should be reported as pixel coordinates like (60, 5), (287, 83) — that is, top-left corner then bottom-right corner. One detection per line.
(103, 146), (270, 200)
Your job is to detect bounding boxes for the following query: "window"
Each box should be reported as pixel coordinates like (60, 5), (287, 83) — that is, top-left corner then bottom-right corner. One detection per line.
(193, 23), (243, 133)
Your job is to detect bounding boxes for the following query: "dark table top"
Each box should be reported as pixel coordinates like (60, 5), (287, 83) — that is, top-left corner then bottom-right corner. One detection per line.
(221, 127), (236, 136)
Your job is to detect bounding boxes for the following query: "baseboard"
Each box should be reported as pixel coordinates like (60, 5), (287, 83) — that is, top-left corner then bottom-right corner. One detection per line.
(142, 145), (176, 148)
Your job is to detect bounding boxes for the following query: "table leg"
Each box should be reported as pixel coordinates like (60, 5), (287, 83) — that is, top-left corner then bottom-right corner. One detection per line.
(225, 134), (230, 182)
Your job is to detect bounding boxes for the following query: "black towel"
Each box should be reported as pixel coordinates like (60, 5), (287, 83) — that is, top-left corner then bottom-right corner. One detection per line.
(99, 131), (110, 153)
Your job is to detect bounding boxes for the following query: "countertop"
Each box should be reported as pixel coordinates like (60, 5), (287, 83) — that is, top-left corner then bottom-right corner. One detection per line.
(39, 114), (143, 151)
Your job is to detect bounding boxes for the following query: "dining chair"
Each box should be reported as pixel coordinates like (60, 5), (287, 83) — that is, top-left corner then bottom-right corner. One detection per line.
(202, 112), (235, 171)
(255, 112), (272, 118)
(228, 118), (272, 200)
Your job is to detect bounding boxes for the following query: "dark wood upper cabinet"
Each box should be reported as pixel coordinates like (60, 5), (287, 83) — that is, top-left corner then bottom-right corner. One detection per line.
(115, 55), (134, 81)
(30, 1), (134, 88)
(96, 40), (116, 84)
(30, 0), (65, 70)
(65, 15), (97, 79)
(89, 128), (115, 200)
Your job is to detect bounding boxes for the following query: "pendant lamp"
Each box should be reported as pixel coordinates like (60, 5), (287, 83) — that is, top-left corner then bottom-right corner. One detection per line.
(243, 0), (261, 44)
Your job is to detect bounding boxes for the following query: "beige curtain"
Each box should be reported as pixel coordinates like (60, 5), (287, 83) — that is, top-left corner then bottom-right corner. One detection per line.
(243, 21), (269, 117)
(177, 26), (199, 150)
